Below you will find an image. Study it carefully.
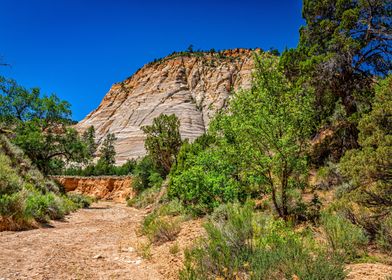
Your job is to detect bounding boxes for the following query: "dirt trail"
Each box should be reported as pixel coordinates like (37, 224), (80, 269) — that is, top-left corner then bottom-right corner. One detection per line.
(0, 202), (163, 280)
(1, 201), (391, 280)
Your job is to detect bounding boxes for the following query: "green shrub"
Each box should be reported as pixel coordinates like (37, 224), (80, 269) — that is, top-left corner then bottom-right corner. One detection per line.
(0, 192), (25, 218)
(0, 153), (22, 195)
(180, 203), (345, 280)
(376, 215), (392, 254)
(24, 191), (59, 222)
(63, 159), (136, 176)
(0, 136), (88, 231)
(136, 241), (152, 260)
(132, 156), (163, 192)
(157, 198), (187, 217)
(127, 185), (160, 208)
(169, 147), (241, 215)
(169, 242), (180, 255)
(66, 193), (93, 208)
(24, 190), (80, 223)
(321, 212), (368, 261)
(142, 212), (181, 244)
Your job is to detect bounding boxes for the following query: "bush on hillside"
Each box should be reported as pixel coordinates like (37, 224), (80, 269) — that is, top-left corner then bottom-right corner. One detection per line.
(321, 212), (368, 261)
(0, 135), (91, 231)
(142, 213), (181, 245)
(127, 185), (160, 208)
(180, 203), (346, 280)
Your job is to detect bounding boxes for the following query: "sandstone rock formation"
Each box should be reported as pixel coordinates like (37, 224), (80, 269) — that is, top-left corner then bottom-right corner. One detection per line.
(77, 49), (255, 164)
(52, 176), (134, 202)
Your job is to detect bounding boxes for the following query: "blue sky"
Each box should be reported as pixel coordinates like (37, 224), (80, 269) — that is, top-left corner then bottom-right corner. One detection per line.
(0, 0), (304, 120)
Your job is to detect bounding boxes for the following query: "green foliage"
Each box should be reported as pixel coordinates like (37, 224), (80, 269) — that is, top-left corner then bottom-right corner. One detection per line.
(64, 159), (137, 176)
(127, 185), (160, 208)
(0, 136), (86, 230)
(98, 133), (117, 166)
(0, 153), (22, 195)
(24, 190), (64, 222)
(82, 126), (97, 158)
(169, 144), (241, 215)
(213, 54), (314, 219)
(139, 198), (188, 245)
(281, 0), (391, 122)
(0, 77), (90, 174)
(170, 54), (314, 219)
(66, 193), (93, 208)
(142, 212), (181, 244)
(132, 156), (163, 192)
(321, 212), (368, 261)
(376, 214), (392, 254)
(142, 114), (182, 176)
(14, 124), (89, 174)
(180, 203), (345, 280)
(339, 76), (392, 211)
(0, 192), (25, 219)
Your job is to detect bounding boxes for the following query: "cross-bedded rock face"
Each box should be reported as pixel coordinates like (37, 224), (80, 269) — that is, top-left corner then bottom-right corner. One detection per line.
(77, 49), (255, 164)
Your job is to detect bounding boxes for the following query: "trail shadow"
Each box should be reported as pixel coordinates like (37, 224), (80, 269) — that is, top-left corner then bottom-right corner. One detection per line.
(41, 223), (55, 228)
(85, 206), (110, 210)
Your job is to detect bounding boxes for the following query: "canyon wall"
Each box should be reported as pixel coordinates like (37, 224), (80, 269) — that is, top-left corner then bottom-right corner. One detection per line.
(76, 49), (255, 164)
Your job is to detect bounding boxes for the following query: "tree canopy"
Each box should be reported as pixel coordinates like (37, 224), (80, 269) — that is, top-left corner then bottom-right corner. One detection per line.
(339, 75), (392, 210)
(282, 0), (392, 122)
(142, 114), (183, 176)
(0, 77), (89, 174)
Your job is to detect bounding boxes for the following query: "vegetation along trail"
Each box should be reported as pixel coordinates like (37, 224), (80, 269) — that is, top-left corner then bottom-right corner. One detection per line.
(0, 202), (164, 280)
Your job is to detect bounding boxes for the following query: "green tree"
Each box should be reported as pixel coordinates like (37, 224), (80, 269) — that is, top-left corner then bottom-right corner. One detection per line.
(281, 0), (392, 122)
(141, 114), (182, 176)
(212, 54), (314, 220)
(339, 76), (392, 209)
(187, 44), (194, 53)
(14, 123), (88, 174)
(82, 126), (97, 158)
(169, 54), (315, 218)
(98, 133), (117, 165)
(0, 77), (88, 174)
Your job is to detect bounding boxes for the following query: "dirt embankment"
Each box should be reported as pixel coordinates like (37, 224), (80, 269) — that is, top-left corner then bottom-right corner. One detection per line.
(51, 176), (134, 202)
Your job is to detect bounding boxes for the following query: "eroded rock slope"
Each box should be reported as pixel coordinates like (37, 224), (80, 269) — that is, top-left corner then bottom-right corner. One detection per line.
(77, 49), (255, 163)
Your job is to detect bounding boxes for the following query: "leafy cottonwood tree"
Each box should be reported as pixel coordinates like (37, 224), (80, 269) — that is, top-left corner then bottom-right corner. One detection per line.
(212, 54), (315, 220)
(170, 54), (315, 218)
(141, 114), (182, 176)
(0, 77), (89, 174)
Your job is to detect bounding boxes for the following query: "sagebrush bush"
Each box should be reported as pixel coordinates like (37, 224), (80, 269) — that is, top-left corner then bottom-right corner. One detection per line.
(127, 185), (160, 208)
(25, 191), (63, 222)
(0, 192), (25, 218)
(180, 203), (346, 280)
(321, 212), (368, 261)
(0, 153), (22, 195)
(156, 198), (187, 217)
(67, 193), (93, 208)
(142, 213), (181, 244)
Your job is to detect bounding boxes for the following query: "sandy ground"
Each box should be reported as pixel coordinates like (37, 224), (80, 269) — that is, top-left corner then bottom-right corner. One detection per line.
(0, 202), (166, 280)
(0, 201), (391, 280)
(347, 263), (392, 280)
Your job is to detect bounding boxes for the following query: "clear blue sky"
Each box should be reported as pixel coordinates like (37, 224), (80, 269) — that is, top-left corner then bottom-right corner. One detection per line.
(0, 0), (304, 121)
